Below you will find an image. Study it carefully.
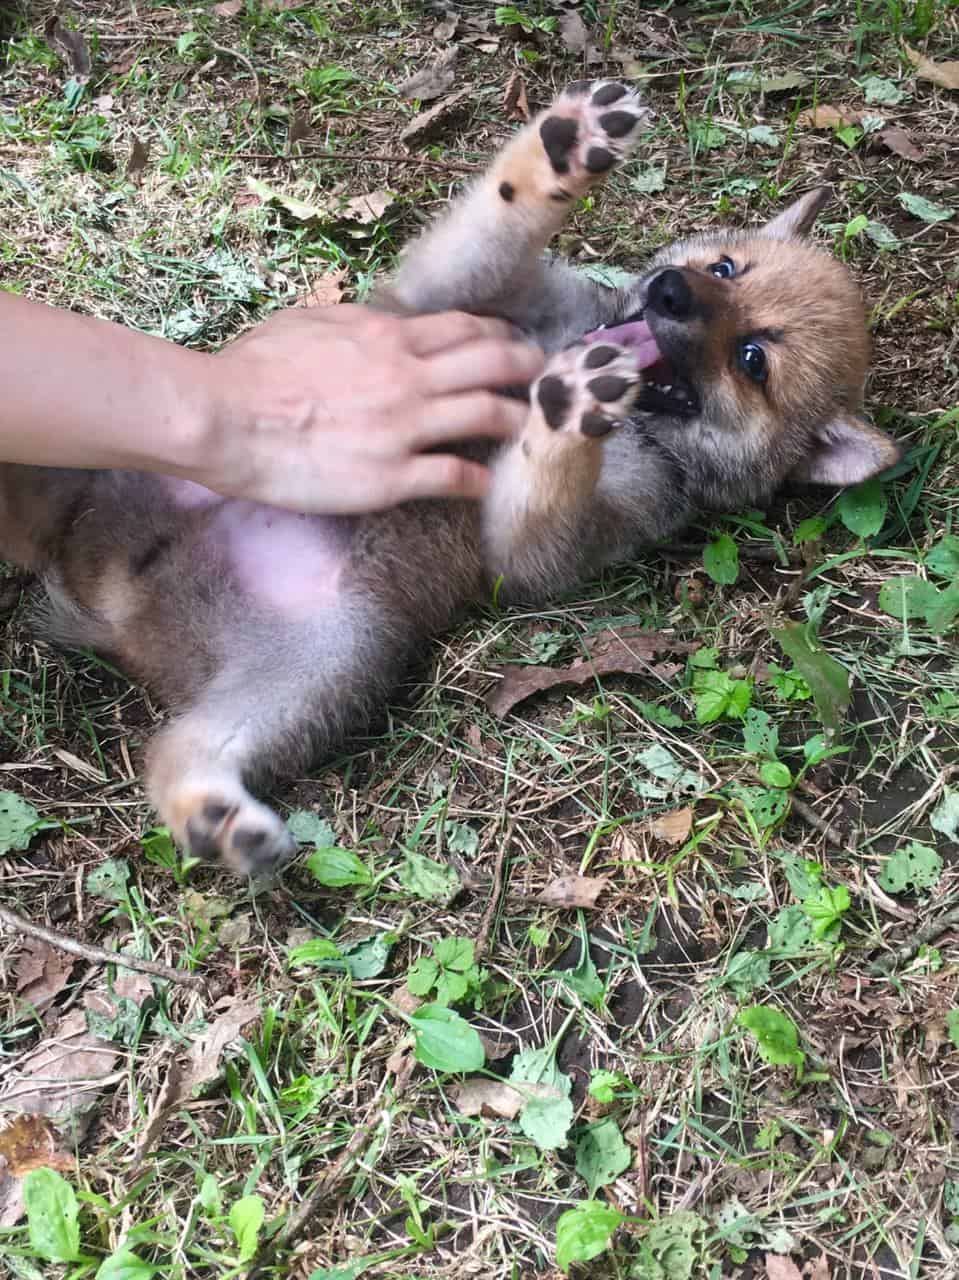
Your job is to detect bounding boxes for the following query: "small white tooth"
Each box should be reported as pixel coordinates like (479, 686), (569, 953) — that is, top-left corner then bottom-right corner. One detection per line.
(662, 384), (673, 393)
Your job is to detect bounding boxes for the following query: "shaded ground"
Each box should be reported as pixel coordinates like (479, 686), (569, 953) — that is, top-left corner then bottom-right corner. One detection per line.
(1, 2), (959, 1278)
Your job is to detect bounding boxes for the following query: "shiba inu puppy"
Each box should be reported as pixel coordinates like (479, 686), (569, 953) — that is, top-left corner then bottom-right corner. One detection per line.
(0, 81), (899, 874)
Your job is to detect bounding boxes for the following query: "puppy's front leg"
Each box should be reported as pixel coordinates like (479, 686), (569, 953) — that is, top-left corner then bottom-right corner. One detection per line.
(482, 342), (640, 595)
(383, 81), (652, 331)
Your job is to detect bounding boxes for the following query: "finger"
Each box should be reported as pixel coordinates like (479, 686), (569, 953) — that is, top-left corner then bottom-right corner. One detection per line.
(400, 311), (527, 356)
(423, 339), (545, 396)
(411, 391), (530, 449)
(396, 454), (493, 504)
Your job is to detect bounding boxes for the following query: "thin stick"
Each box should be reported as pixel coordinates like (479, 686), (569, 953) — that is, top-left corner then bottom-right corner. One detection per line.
(789, 794), (851, 851)
(474, 824), (513, 963)
(0, 905), (204, 989)
(870, 902), (959, 976)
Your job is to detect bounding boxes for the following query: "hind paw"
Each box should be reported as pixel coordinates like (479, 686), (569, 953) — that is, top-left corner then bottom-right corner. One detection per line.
(169, 778), (297, 877)
(538, 81), (652, 195)
(529, 343), (640, 444)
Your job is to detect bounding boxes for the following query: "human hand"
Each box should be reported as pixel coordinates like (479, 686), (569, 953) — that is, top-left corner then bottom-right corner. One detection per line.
(199, 305), (544, 513)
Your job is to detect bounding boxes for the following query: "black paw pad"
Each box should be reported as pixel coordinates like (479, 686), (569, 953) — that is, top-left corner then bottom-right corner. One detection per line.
(540, 117), (578, 174)
(185, 819), (221, 862)
(592, 83), (627, 107)
(599, 110), (638, 139)
(537, 375), (572, 430)
(202, 802), (231, 825)
(498, 181), (515, 202)
(585, 146), (615, 174)
(584, 345), (619, 369)
(581, 411), (613, 438)
(588, 375), (631, 402)
(232, 827), (269, 855)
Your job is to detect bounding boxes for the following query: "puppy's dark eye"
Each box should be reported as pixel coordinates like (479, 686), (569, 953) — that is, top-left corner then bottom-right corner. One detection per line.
(738, 340), (768, 383)
(708, 256), (735, 279)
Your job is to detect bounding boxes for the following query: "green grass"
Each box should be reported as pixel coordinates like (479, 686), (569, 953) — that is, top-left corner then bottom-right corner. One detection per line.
(2, 1), (959, 1277)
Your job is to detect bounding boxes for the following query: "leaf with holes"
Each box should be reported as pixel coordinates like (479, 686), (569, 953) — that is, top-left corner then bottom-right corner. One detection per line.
(287, 810), (336, 847)
(411, 1005), (485, 1073)
(0, 790), (41, 855)
(398, 851), (461, 902)
(703, 534), (739, 585)
(927, 535), (959, 580)
(878, 842), (942, 894)
(836, 477), (886, 537)
(767, 905), (813, 957)
(772, 623), (849, 734)
(574, 1118), (631, 1196)
(743, 708), (779, 758)
(556, 1200), (626, 1273)
(738, 1005), (804, 1073)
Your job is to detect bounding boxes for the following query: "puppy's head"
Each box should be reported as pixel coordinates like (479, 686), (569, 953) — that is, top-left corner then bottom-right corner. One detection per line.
(599, 189), (900, 509)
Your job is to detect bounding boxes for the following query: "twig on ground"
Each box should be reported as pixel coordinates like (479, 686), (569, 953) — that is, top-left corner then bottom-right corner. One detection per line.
(789, 793), (852, 851)
(0, 905), (204, 989)
(870, 901), (959, 976)
(474, 824), (513, 963)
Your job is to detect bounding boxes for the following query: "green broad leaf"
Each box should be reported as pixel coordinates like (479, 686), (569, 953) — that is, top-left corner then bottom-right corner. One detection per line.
(574, 1118), (631, 1197)
(510, 1044), (574, 1151)
(633, 699), (684, 728)
(305, 846), (371, 888)
(767, 905), (813, 957)
(768, 663), (812, 702)
(730, 784), (790, 829)
(878, 842), (943, 894)
(578, 262), (637, 289)
(721, 950), (772, 1000)
(398, 851), (461, 902)
(725, 679), (753, 719)
(434, 969), (470, 1006)
(631, 164), (667, 194)
(927, 535), (959, 580)
(434, 937), (474, 972)
(836, 476), (886, 537)
(246, 176), (326, 221)
(308, 1264), (372, 1280)
(926, 583), (959, 636)
(738, 1004), (804, 1072)
(802, 733), (849, 766)
(794, 515), (830, 544)
(587, 1070), (625, 1104)
(96, 1248), (157, 1280)
(742, 708), (779, 758)
(286, 810), (336, 847)
(0, 790), (42, 854)
(703, 534), (739, 585)
(555, 1201), (625, 1274)
(445, 821), (479, 857)
(198, 1174), (222, 1217)
(689, 120), (727, 149)
(898, 191), (955, 223)
(803, 884), (851, 940)
(410, 1004), (485, 1073)
(773, 851), (822, 902)
(759, 760), (792, 789)
(694, 670), (735, 724)
(931, 789), (959, 842)
(864, 220), (901, 250)
(229, 1194), (265, 1262)
(23, 1168), (81, 1262)
(746, 124), (779, 148)
(643, 1211), (704, 1280)
(288, 938), (343, 967)
(759, 70), (810, 93)
(878, 575), (940, 620)
(407, 956), (440, 996)
(860, 75), (906, 104)
(772, 623), (849, 734)
(341, 933), (392, 979)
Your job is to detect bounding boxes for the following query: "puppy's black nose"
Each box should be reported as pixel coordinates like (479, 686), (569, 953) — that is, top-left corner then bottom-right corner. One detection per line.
(646, 268), (693, 320)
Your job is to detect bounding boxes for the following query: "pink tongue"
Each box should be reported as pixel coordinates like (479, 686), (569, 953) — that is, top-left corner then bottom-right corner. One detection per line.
(583, 319), (661, 371)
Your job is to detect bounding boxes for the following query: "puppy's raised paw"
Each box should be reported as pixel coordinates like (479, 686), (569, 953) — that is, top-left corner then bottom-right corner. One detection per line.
(539, 81), (652, 196)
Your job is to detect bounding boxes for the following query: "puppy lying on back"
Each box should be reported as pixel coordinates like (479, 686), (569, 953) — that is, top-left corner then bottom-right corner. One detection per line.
(0, 82), (899, 874)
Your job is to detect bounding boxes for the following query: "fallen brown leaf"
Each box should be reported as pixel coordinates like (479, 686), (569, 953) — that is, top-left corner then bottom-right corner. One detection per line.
(649, 807), (693, 845)
(503, 70), (529, 122)
(397, 48), (458, 101)
(433, 12), (459, 41)
(486, 626), (698, 718)
(180, 998), (261, 1098)
(212, 0), (243, 14)
(386, 1042), (416, 1094)
(391, 986), (424, 1017)
(44, 14), (92, 82)
(797, 104), (863, 128)
(127, 137), (150, 184)
(341, 189), (393, 225)
(459, 33), (499, 53)
(559, 10), (603, 64)
(299, 267), (347, 309)
(14, 939), (74, 1013)
(765, 1257), (803, 1280)
(0, 1115), (74, 1177)
(878, 125), (923, 161)
(218, 912), (252, 947)
(905, 44), (959, 91)
(454, 1077), (524, 1119)
(536, 875), (608, 910)
(804, 1253), (831, 1280)
(400, 89), (472, 147)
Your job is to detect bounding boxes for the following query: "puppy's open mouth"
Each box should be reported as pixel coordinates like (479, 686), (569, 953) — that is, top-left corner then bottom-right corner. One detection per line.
(583, 314), (699, 417)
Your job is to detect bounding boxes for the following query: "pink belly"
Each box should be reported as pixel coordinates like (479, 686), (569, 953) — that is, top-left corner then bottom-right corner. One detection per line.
(162, 479), (352, 616)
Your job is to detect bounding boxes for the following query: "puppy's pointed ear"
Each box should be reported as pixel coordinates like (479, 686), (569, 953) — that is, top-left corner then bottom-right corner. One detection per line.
(762, 187), (831, 240)
(790, 414), (901, 487)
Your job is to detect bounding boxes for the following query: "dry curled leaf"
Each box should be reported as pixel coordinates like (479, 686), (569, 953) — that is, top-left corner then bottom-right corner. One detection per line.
(433, 12), (459, 41)
(536, 875), (608, 910)
(180, 998), (261, 1098)
(341, 189), (393, 225)
(212, 0), (243, 15)
(878, 125), (923, 161)
(503, 70), (529, 122)
(397, 48), (458, 101)
(797, 105), (863, 128)
(455, 1078), (524, 1119)
(905, 44), (959, 92)
(648, 807), (693, 845)
(559, 10), (603, 64)
(486, 626), (698, 718)
(127, 137), (150, 183)
(765, 1257), (803, 1280)
(299, 267), (346, 309)
(44, 14), (92, 82)
(14, 939), (74, 1013)
(0, 1115), (74, 1228)
(401, 89), (472, 147)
